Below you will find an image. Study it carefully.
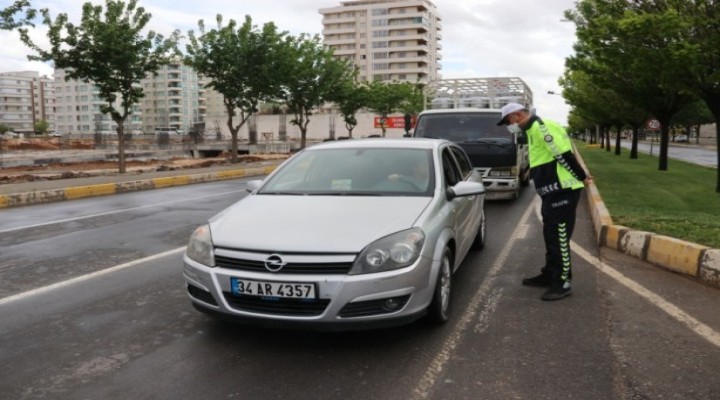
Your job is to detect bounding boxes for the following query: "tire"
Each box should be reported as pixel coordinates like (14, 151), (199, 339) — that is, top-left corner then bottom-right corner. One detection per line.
(471, 209), (486, 251)
(520, 170), (530, 187)
(427, 248), (453, 324)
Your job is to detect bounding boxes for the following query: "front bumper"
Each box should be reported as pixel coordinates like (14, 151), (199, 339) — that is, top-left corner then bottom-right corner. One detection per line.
(182, 253), (438, 330)
(482, 177), (519, 200)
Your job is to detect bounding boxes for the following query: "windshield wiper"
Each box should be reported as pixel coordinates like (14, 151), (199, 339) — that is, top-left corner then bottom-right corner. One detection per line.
(305, 192), (382, 196)
(259, 191), (305, 196)
(460, 138), (510, 147)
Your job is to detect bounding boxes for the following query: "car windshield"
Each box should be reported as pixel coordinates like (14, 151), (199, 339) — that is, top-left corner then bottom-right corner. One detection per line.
(259, 147), (435, 197)
(415, 113), (513, 144)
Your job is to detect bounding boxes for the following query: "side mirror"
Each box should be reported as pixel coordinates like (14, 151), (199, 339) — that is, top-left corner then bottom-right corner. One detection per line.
(446, 181), (486, 201)
(246, 180), (263, 193)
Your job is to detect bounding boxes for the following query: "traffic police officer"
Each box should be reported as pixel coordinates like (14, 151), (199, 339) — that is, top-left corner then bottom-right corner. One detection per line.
(498, 103), (592, 300)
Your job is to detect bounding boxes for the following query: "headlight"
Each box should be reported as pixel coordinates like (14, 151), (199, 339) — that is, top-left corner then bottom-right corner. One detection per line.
(185, 224), (215, 266)
(350, 228), (425, 275)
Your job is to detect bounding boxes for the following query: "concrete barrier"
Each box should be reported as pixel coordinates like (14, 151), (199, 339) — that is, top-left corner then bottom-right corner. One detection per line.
(575, 146), (720, 289)
(0, 165), (278, 209)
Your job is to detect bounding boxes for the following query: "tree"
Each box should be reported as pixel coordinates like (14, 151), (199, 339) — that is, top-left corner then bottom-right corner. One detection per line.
(330, 78), (367, 139)
(19, 0), (179, 173)
(671, 0), (720, 192)
(34, 119), (49, 135)
(186, 15), (285, 162)
(0, 124), (10, 135)
(566, 0), (696, 171)
(0, 0), (35, 30)
(364, 81), (417, 137)
(277, 34), (354, 149)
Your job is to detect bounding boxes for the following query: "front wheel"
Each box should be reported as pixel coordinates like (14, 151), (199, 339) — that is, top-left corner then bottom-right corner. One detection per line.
(427, 248), (453, 324)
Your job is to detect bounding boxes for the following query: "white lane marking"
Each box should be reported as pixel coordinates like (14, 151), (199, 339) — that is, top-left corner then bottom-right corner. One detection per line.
(533, 195), (720, 347)
(0, 247), (185, 307)
(412, 198), (537, 400)
(572, 244), (720, 348)
(0, 189), (245, 234)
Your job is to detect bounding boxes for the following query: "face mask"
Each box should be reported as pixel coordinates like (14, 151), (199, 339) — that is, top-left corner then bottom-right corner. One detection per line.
(507, 123), (522, 134)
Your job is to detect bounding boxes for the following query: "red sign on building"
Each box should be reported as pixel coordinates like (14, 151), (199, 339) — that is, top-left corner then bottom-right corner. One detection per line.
(374, 116), (416, 129)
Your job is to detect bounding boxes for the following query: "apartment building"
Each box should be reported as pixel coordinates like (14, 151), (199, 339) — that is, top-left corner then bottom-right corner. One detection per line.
(319, 0), (442, 84)
(0, 71), (55, 134)
(54, 68), (142, 135)
(54, 62), (207, 135)
(140, 61), (208, 134)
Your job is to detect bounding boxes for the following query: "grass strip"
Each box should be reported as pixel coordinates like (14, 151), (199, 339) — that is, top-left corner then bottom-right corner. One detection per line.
(575, 141), (720, 249)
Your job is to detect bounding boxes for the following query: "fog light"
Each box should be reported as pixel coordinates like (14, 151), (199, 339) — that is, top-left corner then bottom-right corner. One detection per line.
(382, 298), (401, 311)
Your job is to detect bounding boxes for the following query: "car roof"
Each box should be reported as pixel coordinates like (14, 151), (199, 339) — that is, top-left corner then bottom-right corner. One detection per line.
(307, 138), (451, 151)
(418, 108), (502, 115)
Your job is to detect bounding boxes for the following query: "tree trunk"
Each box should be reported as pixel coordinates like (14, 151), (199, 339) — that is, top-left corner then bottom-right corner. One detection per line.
(614, 125), (622, 155)
(605, 127), (611, 152)
(701, 96), (720, 192)
(716, 123), (720, 193)
(599, 128), (604, 148)
(657, 116), (671, 171)
(227, 111), (239, 164)
(630, 126), (639, 159)
(116, 122), (126, 174)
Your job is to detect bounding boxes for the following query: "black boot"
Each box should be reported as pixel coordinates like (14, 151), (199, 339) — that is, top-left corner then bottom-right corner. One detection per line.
(522, 273), (552, 287)
(541, 281), (572, 301)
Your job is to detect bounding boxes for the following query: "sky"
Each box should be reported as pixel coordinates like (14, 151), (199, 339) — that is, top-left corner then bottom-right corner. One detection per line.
(0, 0), (579, 124)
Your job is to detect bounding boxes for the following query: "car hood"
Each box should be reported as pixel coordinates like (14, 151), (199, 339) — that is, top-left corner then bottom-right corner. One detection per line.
(209, 195), (432, 253)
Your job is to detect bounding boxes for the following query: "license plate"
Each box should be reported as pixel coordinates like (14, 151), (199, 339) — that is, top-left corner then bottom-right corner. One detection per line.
(230, 278), (316, 299)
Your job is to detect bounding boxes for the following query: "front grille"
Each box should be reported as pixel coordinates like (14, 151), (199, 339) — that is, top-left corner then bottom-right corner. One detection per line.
(215, 255), (353, 275)
(187, 285), (218, 306)
(338, 295), (411, 318)
(223, 292), (330, 316)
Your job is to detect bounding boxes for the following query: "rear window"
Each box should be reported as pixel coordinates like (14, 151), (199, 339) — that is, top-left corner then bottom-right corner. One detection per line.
(414, 112), (511, 143)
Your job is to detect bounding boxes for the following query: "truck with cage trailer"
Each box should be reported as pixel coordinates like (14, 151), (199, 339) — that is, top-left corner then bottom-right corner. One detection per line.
(413, 77), (533, 200)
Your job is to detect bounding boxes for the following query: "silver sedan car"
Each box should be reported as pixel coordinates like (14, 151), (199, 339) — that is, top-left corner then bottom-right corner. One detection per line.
(183, 138), (487, 330)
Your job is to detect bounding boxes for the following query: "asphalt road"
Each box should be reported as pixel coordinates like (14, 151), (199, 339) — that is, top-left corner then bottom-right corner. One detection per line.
(1, 180), (719, 399)
(618, 141), (717, 168)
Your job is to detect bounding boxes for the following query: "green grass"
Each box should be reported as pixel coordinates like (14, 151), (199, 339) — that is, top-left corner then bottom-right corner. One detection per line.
(575, 141), (720, 249)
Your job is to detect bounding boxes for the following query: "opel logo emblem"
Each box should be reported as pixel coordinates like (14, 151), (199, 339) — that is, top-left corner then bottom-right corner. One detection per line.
(264, 254), (287, 272)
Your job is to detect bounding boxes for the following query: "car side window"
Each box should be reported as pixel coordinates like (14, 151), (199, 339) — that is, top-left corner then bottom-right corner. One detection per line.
(450, 146), (472, 179)
(441, 148), (462, 187)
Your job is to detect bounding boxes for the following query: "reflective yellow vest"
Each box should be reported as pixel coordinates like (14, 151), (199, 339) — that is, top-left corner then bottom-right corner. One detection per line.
(526, 118), (585, 191)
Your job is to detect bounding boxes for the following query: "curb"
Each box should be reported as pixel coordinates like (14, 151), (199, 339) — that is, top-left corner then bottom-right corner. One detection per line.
(575, 147), (720, 289)
(0, 165), (278, 209)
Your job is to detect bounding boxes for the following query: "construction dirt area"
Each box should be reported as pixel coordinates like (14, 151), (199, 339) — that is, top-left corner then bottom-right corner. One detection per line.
(0, 138), (289, 185)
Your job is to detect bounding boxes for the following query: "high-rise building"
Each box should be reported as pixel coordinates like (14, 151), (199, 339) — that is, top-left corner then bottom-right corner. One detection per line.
(54, 68), (142, 135)
(319, 0), (442, 84)
(140, 60), (207, 134)
(54, 61), (207, 135)
(0, 71), (55, 134)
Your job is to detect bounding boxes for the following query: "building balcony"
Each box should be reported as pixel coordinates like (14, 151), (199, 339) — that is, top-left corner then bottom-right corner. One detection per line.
(388, 55), (429, 64)
(322, 27), (357, 35)
(332, 48), (357, 56)
(389, 32), (429, 42)
(321, 15), (357, 24)
(388, 43), (427, 52)
(324, 37), (358, 46)
(387, 65), (431, 75)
